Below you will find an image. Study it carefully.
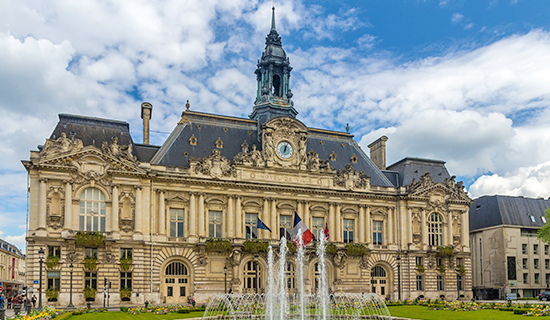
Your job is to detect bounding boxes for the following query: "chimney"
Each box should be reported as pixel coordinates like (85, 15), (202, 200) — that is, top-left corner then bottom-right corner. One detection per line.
(141, 102), (153, 145)
(368, 135), (388, 170)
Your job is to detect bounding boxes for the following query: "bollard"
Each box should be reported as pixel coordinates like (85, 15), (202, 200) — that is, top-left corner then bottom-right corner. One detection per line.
(0, 308), (5, 320)
(14, 304), (21, 316)
(86, 302), (91, 310)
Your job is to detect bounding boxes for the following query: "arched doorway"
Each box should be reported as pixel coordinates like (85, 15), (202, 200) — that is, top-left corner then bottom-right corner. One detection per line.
(371, 265), (389, 300)
(243, 260), (263, 293)
(162, 261), (191, 304)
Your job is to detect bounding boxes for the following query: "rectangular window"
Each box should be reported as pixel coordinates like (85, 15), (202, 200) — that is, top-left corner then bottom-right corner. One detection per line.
(437, 258), (443, 267)
(437, 275), (444, 291)
(535, 273), (540, 284)
(373, 221), (383, 245)
(312, 217), (324, 241)
(47, 271), (60, 290)
(120, 272), (132, 289)
(524, 273), (529, 284)
(535, 259), (539, 269)
(170, 208), (184, 237)
(343, 219), (354, 243)
(85, 271), (98, 290)
(180, 286), (186, 297)
(416, 275), (423, 291)
(546, 274), (550, 285)
(280, 215), (292, 240)
(523, 258), (528, 269)
(48, 246), (61, 258)
(457, 275), (463, 291)
(546, 245), (549, 255)
(85, 248), (98, 259)
(416, 257), (423, 266)
(167, 286), (173, 297)
(121, 248), (132, 259)
(534, 244), (539, 255)
(245, 213), (258, 239)
(523, 244), (527, 254)
(456, 257), (463, 267)
(546, 259), (549, 269)
(208, 211), (222, 238)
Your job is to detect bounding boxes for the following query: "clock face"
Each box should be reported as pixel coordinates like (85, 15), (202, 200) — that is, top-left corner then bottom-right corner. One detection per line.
(276, 141), (294, 159)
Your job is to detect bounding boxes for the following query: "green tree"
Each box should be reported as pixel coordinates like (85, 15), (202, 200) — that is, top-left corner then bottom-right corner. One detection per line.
(537, 207), (550, 243)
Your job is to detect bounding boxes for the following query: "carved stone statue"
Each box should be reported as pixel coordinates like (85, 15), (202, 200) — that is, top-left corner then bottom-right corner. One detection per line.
(262, 129), (274, 163)
(40, 132), (83, 157)
(298, 134), (307, 165)
(250, 144), (264, 167)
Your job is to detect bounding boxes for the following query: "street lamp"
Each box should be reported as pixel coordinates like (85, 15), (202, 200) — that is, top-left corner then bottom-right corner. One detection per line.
(254, 254), (259, 294)
(224, 265), (228, 294)
(68, 263), (74, 308)
(38, 247), (45, 310)
(396, 254), (401, 301)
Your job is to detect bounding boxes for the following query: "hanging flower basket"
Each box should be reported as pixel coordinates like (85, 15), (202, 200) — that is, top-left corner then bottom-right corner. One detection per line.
(120, 286), (132, 299)
(46, 287), (59, 300)
(205, 239), (232, 252)
(438, 265), (446, 273)
(84, 257), (97, 270)
(84, 287), (96, 300)
(120, 258), (133, 271)
(76, 231), (105, 247)
(286, 241), (297, 254)
(243, 240), (269, 253)
(314, 243), (337, 255)
(417, 264), (425, 273)
(46, 256), (60, 269)
(457, 264), (465, 274)
(437, 246), (454, 257)
(345, 243), (367, 256)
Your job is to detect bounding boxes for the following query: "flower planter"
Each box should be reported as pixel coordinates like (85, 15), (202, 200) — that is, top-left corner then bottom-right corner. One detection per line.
(205, 239), (232, 252)
(76, 231), (105, 247)
(121, 297), (131, 302)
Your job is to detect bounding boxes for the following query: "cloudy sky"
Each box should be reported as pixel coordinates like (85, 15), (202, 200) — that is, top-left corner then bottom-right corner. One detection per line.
(1, 0), (550, 251)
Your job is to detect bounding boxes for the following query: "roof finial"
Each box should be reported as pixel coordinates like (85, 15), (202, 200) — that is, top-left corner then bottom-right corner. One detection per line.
(185, 100), (190, 111)
(271, 6), (276, 31)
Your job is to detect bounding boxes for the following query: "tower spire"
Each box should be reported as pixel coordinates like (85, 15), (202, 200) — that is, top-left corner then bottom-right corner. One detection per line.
(271, 7), (276, 31)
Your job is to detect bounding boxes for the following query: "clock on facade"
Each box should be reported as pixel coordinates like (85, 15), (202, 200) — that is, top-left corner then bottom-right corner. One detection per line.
(276, 141), (294, 159)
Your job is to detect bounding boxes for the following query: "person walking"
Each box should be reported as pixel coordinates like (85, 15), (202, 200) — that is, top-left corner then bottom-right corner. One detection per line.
(31, 295), (36, 309)
(0, 293), (5, 310)
(7, 296), (12, 309)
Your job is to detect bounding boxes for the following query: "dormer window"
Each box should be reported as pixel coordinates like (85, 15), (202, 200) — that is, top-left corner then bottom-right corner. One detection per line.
(350, 154), (358, 163)
(531, 216), (536, 223)
(189, 135), (197, 146)
(215, 138), (223, 149)
(329, 151), (337, 161)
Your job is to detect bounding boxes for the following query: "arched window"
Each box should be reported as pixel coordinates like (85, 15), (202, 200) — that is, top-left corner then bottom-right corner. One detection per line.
(371, 266), (386, 278)
(272, 75), (281, 96)
(428, 213), (443, 246)
(79, 188), (106, 232)
(243, 260), (262, 293)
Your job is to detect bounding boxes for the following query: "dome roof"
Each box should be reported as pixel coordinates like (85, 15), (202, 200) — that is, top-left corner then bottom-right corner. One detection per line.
(264, 44), (286, 59)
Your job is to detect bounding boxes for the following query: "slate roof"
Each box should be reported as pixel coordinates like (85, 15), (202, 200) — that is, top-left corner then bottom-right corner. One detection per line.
(150, 111), (394, 187)
(469, 195), (550, 232)
(386, 157), (451, 187)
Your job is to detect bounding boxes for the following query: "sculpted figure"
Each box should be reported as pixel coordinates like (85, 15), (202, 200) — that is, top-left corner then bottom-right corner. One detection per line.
(263, 130), (274, 162)
(299, 135), (307, 165)
(250, 144), (263, 166)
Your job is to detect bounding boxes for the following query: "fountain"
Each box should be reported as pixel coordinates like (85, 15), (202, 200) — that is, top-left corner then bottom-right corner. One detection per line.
(204, 234), (392, 320)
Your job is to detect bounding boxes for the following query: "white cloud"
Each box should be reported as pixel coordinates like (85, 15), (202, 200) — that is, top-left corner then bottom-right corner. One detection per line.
(4, 233), (26, 252)
(452, 13), (464, 23)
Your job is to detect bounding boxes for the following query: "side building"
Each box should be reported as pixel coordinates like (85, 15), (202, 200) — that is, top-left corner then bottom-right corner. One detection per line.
(22, 9), (472, 306)
(470, 195), (550, 299)
(0, 239), (26, 298)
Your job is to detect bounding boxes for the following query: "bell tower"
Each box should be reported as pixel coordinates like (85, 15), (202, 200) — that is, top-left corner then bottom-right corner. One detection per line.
(250, 7), (298, 132)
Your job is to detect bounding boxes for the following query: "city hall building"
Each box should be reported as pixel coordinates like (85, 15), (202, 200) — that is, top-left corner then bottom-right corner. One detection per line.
(23, 10), (472, 306)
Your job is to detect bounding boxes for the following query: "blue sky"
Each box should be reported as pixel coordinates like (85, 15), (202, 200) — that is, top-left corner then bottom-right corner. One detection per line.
(1, 0), (550, 251)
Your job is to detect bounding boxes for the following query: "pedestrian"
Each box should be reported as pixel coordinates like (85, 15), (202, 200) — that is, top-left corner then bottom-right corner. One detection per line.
(0, 293), (5, 310)
(7, 296), (12, 309)
(228, 288), (233, 294)
(32, 295), (37, 309)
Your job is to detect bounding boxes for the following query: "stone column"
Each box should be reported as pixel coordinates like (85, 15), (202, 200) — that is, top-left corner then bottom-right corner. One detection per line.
(111, 184), (119, 232)
(335, 204), (341, 242)
(189, 192), (196, 237)
(365, 206), (371, 243)
(227, 196), (234, 238)
(158, 190), (165, 235)
(388, 207), (393, 245)
(236, 196), (242, 238)
(135, 185), (142, 233)
(329, 203), (335, 241)
(447, 211), (453, 246)
(38, 178), (47, 230)
(359, 205), (365, 243)
(271, 199), (277, 240)
(304, 202), (310, 230)
(64, 181), (72, 230)
(421, 209), (427, 246)
(462, 210), (469, 248)
(407, 207), (413, 244)
(262, 198), (269, 239)
(198, 193), (205, 237)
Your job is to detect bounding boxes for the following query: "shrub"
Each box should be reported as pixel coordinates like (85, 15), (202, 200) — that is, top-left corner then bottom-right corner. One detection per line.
(46, 256), (60, 269)
(287, 241), (297, 254)
(437, 246), (454, 257)
(243, 239), (269, 253)
(437, 265), (446, 273)
(120, 306), (128, 312)
(84, 257), (97, 270)
(120, 286), (132, 299)
(120, 257), (132, 271)
(417, 264), (425, 273)
(46, 287), (59, 300)
(345, 243), (367, 256)
(83, 287), (96, 299)
(457, 264), (465, 274)
(513, 308), (528, 315)
(326, 243), (337, 255)
(205, 238), (232, 252)
(54, 312), (74, 320)
(76, 231), (105, 247)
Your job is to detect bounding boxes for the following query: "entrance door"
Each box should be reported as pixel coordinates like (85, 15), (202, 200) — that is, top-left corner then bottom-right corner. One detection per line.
(371, 266), (388, 299)
(164, 262), (190, 304)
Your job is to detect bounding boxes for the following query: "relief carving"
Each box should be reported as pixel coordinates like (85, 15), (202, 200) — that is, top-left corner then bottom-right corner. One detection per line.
(40, 132), (83, 158)
(233, 142), (264, 167)
(103, 251), (117, 264)
(333, 164), (370, 190)
(66, 251), (79, 264)
(194, 149), (235, 179)
(102, 137), (136, 162)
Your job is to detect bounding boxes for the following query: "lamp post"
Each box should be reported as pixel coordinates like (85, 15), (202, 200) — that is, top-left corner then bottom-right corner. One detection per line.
(38, 248), (45, 310)
(68, 263), (74, 308)
(224, 265), (228, 294)
(396, 254), (401, 301)
(254, 253), (259, 294)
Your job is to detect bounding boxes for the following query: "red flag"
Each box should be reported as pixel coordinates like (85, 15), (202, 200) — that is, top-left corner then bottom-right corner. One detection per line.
(324, 223), (330, 241)
(292, 212), (315, 247)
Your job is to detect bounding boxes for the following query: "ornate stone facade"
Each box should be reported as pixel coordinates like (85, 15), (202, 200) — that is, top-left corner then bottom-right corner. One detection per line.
(23, 9), (473, 307)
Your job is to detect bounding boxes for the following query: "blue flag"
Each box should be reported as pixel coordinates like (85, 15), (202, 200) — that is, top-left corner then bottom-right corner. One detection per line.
(257, 217), (272, 232)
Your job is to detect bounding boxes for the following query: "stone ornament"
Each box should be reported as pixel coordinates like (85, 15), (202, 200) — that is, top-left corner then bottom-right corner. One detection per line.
(233, 142), (264, 167)
(102, 137), (136, 162)
(333, 164), (370, 190)
(40, 132), (83, 158)
(194, 149), (235, 179)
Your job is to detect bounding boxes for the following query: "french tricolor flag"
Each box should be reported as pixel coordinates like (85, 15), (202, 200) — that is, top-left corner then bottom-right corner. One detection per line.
(292, 212), (315, 248)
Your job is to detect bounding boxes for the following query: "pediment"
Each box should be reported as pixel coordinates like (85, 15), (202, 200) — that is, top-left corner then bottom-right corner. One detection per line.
(166, 193), (189, 202)
(408, 172), (470, 202)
